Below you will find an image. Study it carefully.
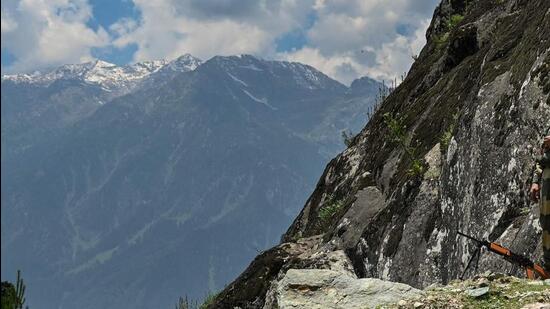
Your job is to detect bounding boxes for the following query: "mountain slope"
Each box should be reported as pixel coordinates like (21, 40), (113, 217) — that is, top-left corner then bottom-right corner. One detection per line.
(0, 54), (202, 163)
(211, 0), (550, 307)
(1, 55), (381, 309)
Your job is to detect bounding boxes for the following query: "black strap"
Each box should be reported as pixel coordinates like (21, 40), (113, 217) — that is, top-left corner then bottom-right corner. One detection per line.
(460, 244), (483, 280)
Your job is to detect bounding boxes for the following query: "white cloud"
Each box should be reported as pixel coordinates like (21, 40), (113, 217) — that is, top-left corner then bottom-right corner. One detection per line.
(109, 18), (138, 39)
(280, 19), (431, 85)
(279, 0), (438, 84)
(278, 47), (359, 85)
(370, 20), (430, 80)
(112, 0), (437, 84)
(1, 9), (18, 33)
(1, 0), (110, 73)
(111, 0), (314, 62)
(1, 0), (439, 84)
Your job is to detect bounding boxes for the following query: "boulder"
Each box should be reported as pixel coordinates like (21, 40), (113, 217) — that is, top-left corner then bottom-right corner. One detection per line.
(271, 269), (422, 309)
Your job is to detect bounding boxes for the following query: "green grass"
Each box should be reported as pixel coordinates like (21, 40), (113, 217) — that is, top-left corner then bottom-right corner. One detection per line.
(461, 281), (550, 308)
(1, 270), (27, 309)
(198, 292), (218, 309)
(408, 159), (425, 177)
(440, 112), (460, 154)
(447, 14), (464, 29)
(434, 32), (450, 48)
(174, 291), (219, 309)
(433, 14), (463, 50)
(439, 114), (459, 152)
(379, 276), (550, 309)
(383, 113), (425, 177)
(383, 112), (406, 143)
(439, 129), (453, 151)
(318, 198), (344, 225)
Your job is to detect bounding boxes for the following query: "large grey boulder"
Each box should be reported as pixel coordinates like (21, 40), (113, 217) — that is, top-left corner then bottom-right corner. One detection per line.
(269, 269), (422, 309)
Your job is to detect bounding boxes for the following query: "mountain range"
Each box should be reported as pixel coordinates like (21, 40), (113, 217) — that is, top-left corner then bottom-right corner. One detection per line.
(1, 54), (382, 308)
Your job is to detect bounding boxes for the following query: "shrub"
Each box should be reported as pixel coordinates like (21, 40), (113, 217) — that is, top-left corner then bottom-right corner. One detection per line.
(383, 113), (406, 144)
(1, 282), (17, 309)
(367, 83), (393, 120)
(440, 128), (453, 151)
(447, 14), (464, 29)
(383, 113), (425, 177)
(1, 270), (27, 309)
(434, 32), (450, 47)
(408, 159), (425, 177)
(199, 292), (218, 309)
(174, 291), (218, 309)
(440, 113), (459, 153)
(318, 197), (344, 226)
(175, 296), (195, 309)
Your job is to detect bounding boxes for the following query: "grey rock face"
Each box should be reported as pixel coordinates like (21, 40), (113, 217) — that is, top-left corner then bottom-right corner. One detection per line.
(284, 0), (550, 286)
(269, 269), (422, 309)
(212, 0), (550, 307)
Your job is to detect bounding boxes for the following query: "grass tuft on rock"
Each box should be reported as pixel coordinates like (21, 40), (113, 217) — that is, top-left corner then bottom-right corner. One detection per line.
(383, 113), (425, 177)
(447, 14), (465, 29)
(379, 274), (550, 309)
(318, 197), (344, 226)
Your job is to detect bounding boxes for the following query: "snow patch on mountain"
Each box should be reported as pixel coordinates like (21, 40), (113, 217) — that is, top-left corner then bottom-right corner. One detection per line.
(160, 54), (202, 74)
(1, 54), (202, 92)
(242, 89), (277, 110)
(208, 55), (347, 94)
(240, 64), (264, 71)
(227, 72), (248, 87)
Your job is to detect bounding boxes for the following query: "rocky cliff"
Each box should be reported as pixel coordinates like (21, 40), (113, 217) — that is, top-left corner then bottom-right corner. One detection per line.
(212, 0), (550, 307)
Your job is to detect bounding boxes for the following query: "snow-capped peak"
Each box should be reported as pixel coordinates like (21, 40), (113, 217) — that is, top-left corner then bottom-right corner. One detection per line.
(166, 54), (202, 72)
(92, 59), (116, 68)
(1, 54), (203, 91)
(205, 54), (341, 90)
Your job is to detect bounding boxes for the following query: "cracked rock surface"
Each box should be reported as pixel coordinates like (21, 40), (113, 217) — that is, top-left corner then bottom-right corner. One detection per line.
(211, 0), (550, 307)
(269, 269), (422, 309)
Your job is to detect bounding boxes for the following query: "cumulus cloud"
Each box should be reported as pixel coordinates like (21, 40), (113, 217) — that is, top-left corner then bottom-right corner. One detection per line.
(1, 9), (18, 33)
(115, 0), (438, 84)
(111, 0), (314, 62)
(280, 0), (438, 84)
(1, 0), (110, 73)
(1, 0), (440, 84)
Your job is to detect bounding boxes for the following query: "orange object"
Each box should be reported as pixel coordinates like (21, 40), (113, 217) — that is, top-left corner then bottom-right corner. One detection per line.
(458, 231), (549, 280)
(489, 243), (510, 256)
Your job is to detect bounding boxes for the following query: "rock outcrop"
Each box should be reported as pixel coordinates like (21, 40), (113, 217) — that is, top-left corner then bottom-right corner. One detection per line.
(266, 269), (422, 309)
(211, 0), (550, 307)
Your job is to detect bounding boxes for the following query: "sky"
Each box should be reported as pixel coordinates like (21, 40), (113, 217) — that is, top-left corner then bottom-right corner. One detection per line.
(0, 0), (440, 85)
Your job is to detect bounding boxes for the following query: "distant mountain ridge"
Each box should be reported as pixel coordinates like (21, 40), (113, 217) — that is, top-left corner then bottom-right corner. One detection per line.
(1, 54), (382, 309)
(1, 54), (202, 92)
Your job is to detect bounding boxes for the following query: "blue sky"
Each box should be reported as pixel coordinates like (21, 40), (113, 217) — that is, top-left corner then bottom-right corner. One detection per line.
(1, 0), (440, 84)
(86, 0), (140, 64)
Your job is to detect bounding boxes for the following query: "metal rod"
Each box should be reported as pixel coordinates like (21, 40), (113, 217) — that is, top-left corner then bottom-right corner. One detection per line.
(460, 244), (482, 280)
